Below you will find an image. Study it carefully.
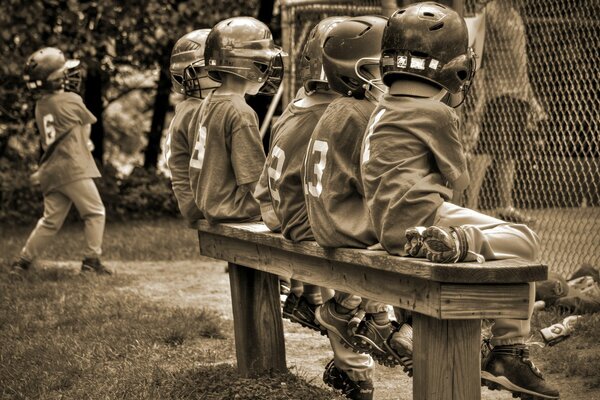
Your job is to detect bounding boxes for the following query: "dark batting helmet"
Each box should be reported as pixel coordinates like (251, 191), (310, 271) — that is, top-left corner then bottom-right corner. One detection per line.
(24, 47), (82, 93)
(204, 16), (286, 94)
(300, 16), (348, 93)
(380, 2), (475, 97)
(170, 29), (220, 98)
(322, 15), (388, 98)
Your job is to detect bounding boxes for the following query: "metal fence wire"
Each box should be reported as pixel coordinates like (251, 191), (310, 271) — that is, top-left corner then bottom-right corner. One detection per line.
(280, 0), (600, 278)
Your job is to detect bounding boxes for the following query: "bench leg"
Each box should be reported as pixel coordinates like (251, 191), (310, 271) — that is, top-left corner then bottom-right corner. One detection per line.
(228, 262), (287, 377)
(413, 314), (481, 400)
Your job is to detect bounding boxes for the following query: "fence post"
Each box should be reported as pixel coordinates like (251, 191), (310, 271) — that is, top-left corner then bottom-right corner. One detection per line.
(228, 262), (287, 377)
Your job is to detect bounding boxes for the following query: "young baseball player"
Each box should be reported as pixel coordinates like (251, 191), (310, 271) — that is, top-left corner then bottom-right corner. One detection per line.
(361, 3), (558, 399)
(255, 17), (375, 400)
(165, 29), (219, 222)
(11, 47), (110, 275)
(302, 15), (413, 377)
(188, 17), (285, 223)
(260, 17), (346, 328)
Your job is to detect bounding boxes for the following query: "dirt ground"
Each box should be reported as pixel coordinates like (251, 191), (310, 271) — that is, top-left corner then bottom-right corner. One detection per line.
(112, 258), (595, 400)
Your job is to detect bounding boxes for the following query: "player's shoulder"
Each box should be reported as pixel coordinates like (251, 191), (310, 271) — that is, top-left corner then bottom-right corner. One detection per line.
(37, 91), (81, 112)
(175, 97), (203, 114)
(323, 96), (371, 123)
(218, 94), (258, 126)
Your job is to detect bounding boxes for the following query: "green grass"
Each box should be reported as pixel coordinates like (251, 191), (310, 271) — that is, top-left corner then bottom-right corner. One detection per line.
(0, 218), (202, 264)
(529, 308), (600, 388)
(0, 268), (342, 400)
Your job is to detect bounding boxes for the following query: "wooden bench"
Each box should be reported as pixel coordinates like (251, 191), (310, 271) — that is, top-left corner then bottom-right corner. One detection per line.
(193, 220), (547, 400)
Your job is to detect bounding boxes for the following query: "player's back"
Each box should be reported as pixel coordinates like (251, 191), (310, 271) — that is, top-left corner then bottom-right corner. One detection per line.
(166, 97), (204, 221)
(267, 99), (329, 241)
(361, 94), (465, 255)
(303, 96), (377, 248)
(189, 93), (265, 223)
(34, 91), (99, 192)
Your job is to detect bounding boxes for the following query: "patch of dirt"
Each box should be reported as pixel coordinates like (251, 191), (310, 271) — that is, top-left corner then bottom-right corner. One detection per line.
(110, 259), (596, 400)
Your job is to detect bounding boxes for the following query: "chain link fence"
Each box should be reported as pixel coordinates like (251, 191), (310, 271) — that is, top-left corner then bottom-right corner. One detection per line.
(462, 0), (600, 277)
(281, 0), (600, 278)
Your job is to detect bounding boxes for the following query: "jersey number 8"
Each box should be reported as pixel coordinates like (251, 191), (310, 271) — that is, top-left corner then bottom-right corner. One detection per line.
(190, 125), (207, 170)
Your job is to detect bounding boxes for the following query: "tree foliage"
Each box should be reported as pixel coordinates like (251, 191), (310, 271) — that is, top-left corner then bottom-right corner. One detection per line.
(0, 0), (260, 165)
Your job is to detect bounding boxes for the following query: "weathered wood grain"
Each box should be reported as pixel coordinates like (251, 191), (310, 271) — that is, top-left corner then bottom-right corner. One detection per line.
(228, 263), (287, 377)
(199, 232), (531, 319)
(193, 221), (547, 283)
(413, 314), (481, 400)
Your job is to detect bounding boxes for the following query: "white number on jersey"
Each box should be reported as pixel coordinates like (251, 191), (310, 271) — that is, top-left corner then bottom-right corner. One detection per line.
(42, 114), (56, 146)
(361, 108), (386, 164)
(267, 145), (286, 204)
(164, 118), (175, 166)
(189, 125), (207, 170)
(306, 139), (328, 198)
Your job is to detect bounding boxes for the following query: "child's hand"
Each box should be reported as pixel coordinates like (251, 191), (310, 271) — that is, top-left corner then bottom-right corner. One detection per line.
(30, 171), (41, 185)
(86, 139), (95, 152)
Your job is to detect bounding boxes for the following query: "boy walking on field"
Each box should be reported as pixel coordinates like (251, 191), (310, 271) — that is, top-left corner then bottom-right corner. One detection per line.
(360, 3), (558, 399)
(12, 48), (109, 275)
(188, 17), (284, 223)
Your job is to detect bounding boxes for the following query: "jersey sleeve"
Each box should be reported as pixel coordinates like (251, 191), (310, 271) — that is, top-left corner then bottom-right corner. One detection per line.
(64, 93), (97, 126)
(429, 108), (469, 192)
(166, 106), (204, 222)
(253, 160), (281, 232)
(230, 109), (266, 186)
(361, 113), (410, 254)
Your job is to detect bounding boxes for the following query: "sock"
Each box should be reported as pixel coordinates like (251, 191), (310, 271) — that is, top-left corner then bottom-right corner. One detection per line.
(335, 303), (355, 314)
(372, 311), (389, 325)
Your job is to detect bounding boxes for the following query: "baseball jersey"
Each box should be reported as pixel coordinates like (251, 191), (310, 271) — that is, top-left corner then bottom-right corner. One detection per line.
(189, 92), (265, 223)
(262, 99), (329, 241)
(254, 87), (309, 232)
(303, 96), (378, 248)
(34, 91), (100, 194)
(360, 94), (468, 255)
(165, 97), (204, 222)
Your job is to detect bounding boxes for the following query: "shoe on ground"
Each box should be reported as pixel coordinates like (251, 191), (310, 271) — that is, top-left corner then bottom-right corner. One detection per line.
(282, 292), (299, 319)
(422, 226), (469, 263)
(323, 359), (374, 400)
(352, 317), (397, 367)
(497, 206), (535, 224)
(388, 323), (414, 376)
(404, 226), (427, 257)
(315, 300), (359, 351)
(9, 258), (31, 279)
(282, 293), (324, 333)
(481, 344), (560, 399)
(81, 258), (112, 275)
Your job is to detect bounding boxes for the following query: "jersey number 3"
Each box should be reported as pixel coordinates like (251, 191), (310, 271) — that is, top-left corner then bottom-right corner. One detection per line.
(190, 125), (207, 170)
(42, 114), (56, 146)
(306, 139), (328, 198)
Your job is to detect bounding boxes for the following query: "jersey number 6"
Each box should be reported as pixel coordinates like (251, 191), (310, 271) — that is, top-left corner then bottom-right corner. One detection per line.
(43, 114), (56, 146)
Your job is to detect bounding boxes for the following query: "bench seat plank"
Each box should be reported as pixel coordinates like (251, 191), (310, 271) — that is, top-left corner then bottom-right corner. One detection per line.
(193, 221), (547, 284)
(197, 224), (534, 320)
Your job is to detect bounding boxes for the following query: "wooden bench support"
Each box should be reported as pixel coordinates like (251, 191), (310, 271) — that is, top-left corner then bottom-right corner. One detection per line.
(194, 221), (547, 398)
(228, 262), (287, 377)
(414, 314), (481, 400)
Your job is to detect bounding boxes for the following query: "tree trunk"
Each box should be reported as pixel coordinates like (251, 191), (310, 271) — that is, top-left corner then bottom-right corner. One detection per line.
(249, 0), (277, 153)
(144, 42), (173, 170)
(83, 58), (106, 166)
